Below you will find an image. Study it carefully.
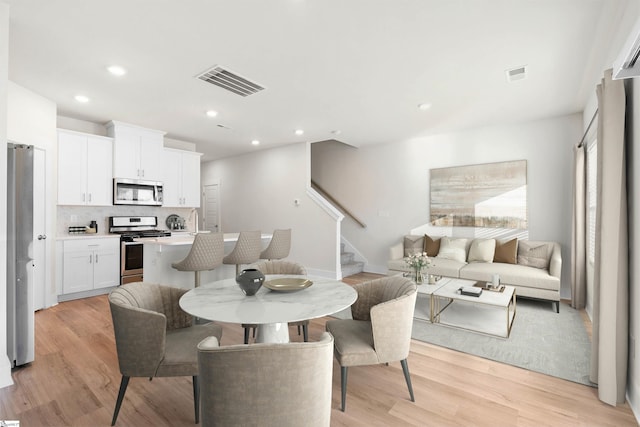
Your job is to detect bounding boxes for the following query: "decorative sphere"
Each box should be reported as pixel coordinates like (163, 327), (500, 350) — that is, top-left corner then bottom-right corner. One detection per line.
(235, 268), (265, 296)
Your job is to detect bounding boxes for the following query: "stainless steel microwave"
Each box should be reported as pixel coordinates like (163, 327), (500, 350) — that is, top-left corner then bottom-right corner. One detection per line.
(113, 178), (163, 206)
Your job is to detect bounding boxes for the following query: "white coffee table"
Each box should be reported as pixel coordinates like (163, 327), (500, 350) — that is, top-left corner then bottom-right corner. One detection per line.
(414, 277), (450, 322)
(431, 278), (516, 338)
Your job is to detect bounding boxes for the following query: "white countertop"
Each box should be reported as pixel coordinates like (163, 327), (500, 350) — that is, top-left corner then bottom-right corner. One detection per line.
(57, 234), (120, 241)
(138, 232), (272, 246)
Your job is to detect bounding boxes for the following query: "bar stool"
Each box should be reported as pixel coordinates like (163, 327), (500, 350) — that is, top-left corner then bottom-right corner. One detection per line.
(171, 233), (224, 287)
(242, 260), (309, 344)
(260, 229), (291, 260)
(222, 230), (262, 276)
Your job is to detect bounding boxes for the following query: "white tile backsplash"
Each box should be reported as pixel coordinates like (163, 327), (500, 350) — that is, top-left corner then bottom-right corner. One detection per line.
(57, 205), (196, 236)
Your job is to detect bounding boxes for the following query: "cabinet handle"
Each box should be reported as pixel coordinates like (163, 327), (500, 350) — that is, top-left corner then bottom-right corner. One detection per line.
(88, 193), (92, 202)
(37, 235), (46, 240)
(141, 169), (145, 177)
(89, 254), (92, 264)
(95, 254), (99, 263)
(82, 193), (86, 202)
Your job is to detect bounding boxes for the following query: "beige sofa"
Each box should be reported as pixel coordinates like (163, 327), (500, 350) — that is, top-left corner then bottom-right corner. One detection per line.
(387, 235), (562, 312)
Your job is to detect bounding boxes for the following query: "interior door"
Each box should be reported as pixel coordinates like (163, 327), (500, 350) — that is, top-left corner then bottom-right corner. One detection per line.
(33, 148), (46, 311)
(203, 183), (220, 232)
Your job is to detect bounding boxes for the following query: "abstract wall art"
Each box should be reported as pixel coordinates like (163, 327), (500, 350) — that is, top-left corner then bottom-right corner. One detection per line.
(430, 160), (527, 229)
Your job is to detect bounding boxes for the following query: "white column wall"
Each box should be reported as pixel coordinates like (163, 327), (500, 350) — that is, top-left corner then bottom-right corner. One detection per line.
(0, 1), (13, 388)
(201, 142), (340, 278)
(7, 82), (58, 308)
(312, 114), (580, 297)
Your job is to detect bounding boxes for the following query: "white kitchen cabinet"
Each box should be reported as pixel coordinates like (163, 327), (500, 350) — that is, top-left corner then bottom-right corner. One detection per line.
(162, 148), (202, 207)
(57, 129), (113, 206)
(62, 238), (120, 294)
(107, 121), (165, 181)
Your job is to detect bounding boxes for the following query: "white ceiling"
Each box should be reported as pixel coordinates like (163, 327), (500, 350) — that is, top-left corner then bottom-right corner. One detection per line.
(4, 0), (632, 161)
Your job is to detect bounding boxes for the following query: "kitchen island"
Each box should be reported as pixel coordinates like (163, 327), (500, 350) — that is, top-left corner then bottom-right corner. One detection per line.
(141, 232), (272, 288)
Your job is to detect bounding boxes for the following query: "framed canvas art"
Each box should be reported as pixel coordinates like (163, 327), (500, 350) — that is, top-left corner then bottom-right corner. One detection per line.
(430, 160), (527, 228)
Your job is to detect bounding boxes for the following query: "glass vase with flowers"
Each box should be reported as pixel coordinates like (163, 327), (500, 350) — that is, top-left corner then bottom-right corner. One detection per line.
(404, 252), (431, 284)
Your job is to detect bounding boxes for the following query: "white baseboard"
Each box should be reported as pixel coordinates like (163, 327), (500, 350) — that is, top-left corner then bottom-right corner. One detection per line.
(307, 268), (340, 280)
(627, 391), (640, 426)
(363, 264), (388, 275)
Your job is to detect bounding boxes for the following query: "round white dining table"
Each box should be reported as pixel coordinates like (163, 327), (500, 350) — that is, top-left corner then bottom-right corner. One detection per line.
(179, 275), (357, 343)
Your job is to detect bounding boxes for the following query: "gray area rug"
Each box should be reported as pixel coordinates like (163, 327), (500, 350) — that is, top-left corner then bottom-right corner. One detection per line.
(333, 297), (593, 386)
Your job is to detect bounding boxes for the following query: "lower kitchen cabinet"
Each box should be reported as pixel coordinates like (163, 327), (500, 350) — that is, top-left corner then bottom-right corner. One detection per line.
(61, 237), (120, 295)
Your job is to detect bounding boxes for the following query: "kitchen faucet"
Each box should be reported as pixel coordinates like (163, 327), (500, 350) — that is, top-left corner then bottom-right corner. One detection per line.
(189, 208), (199, 233)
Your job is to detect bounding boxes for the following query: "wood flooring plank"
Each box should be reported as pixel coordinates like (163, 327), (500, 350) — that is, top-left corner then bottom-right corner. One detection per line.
(0, 272), (636, 426)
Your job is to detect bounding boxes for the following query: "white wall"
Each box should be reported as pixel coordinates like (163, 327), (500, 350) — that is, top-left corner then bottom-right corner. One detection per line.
(7, 82), (58, 309)
(56, 115), (107, 136)
(626, 77), (640, 420)
(201, 142), (340, 277)
(0, 1), (12, 389)
(312, 114), (580, 297)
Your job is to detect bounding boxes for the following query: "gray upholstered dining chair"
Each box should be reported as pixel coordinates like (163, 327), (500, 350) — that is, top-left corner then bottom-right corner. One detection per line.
(171, 232), (224, 287)
(260, 228), (291, 260)
(108, 282), (223, 425)
(197, 332), (334, 427)
(325, 275), (417, 411)
(222, 230), (262, 275)
(242, 260), (309, 343)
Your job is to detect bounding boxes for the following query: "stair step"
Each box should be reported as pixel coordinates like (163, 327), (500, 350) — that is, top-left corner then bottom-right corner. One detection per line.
(341, 261), (364, 278)
(341, 252), (354, 264)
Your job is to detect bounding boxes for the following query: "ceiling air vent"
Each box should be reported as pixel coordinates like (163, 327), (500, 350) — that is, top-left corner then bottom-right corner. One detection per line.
(505, 66), (527, 82)
(196, 65), (265, 97)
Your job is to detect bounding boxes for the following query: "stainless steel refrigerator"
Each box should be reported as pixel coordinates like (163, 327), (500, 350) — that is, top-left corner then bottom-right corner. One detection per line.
(6, 143), (35, 367)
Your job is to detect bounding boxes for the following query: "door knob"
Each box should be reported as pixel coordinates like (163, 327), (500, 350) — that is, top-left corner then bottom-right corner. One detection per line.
(37, 235), (47, 240)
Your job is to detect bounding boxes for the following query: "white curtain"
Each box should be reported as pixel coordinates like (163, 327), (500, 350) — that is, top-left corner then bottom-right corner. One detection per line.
(589, 69), (628, 405)
(571, 143), (587, 309)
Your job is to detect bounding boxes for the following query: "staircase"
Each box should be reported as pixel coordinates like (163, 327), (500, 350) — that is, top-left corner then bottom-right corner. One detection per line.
(341, 242), (364, 278)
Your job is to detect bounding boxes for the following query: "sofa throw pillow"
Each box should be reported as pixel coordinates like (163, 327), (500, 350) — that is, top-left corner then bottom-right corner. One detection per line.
(436, 237), (468, 263)
(467, 239), (496, 263)
(423, 234), (440, 257)
(494, 238), (518, 264)
(403, 235), (424, 257)
(517, 241), (551, 269)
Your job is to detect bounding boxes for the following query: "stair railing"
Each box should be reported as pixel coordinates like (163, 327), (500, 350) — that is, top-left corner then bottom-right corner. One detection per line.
(311, 180), (367, 228)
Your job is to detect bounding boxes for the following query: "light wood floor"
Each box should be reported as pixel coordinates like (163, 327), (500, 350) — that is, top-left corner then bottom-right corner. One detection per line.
(0, 273), (636, 426)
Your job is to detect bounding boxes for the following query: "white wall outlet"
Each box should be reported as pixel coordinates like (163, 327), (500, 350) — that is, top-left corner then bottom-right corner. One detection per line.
(70, 214), (78, 223)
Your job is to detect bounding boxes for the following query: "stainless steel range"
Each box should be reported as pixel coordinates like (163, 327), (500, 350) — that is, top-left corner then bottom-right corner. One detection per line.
(109, 216), (171, 284)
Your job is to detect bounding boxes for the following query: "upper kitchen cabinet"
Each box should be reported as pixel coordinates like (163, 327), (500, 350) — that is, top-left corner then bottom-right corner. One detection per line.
(106, 121), (165, 182)
(162, 148), (202, 207)
(57, 129), (113, 206)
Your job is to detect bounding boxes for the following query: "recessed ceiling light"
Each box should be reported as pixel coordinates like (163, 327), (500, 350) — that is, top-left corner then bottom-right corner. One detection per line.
(418, 103), (431, 110)
(206, 110), (218, 118)
(295, 129), (304, 136)
(74, 95), (90, 103)
(251, 140), (260, 146)
(107, 65), (127, 76)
